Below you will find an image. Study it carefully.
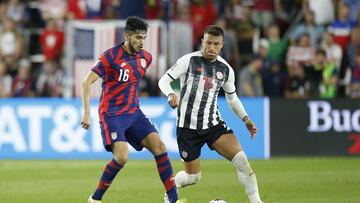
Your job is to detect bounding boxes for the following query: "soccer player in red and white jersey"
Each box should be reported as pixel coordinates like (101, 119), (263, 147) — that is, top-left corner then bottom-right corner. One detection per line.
(81, 16), (184, 203)
(159, 25), (263, 203)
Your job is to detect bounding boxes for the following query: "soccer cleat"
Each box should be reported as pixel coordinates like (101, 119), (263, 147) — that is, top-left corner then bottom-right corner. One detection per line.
(164, 194), (170, 203)
(164, 194), (186, 203)
(88, 195), (101, 203)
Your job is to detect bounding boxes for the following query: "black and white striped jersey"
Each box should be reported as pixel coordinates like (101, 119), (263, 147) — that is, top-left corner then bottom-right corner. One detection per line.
(166, 51), (236, 130)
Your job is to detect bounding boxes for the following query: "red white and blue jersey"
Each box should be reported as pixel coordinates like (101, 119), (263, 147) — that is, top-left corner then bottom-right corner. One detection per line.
(91, 43), (152, 117)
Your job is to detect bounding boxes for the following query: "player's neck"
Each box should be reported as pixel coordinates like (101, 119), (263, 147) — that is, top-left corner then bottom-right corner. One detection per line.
(123, 42), (136, 55)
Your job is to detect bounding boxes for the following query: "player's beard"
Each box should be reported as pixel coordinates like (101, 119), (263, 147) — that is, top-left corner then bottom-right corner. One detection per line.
(128, 43), (137, 53)
(129, 41), (142, 53)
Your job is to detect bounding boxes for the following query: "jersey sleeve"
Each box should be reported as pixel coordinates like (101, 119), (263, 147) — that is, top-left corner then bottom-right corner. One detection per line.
(166, 55), (189, 80)
(91, 55), (106, 78)
(222, 66), (236, 94)
(143, 50), (152, 68)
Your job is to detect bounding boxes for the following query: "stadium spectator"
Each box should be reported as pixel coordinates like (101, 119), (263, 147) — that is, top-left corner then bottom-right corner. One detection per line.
(232, 4), (257, 65)
(347, 28), (360, 97)
(328, 3), (356, 50)
(6, 0), (28, 27)
(190, 0), (216, 50)
(67, 0), (86, 20)
(284, 62), (310, 98)
(0, 17), (24, 76)
(286, 32), (315, 66)
(238, 56), (264, 97)
(320, 31), (343, 69)
(158, 25), (263, 203)
(0, 2), (7, 21)
(0, 61), (12, 97)
(266, 24), (287, 64)
(223, 0), (244, 26)
(340, 0), (360, 23)
(310, 49), (339, 99)
(39, 18), (64, 62)
(262, 61), (286, 97)
(303, 0), (335, 25)
(39, 0), (67, 23)
(289, 10), (324, 46)
(11, 58), (35, 97)
(350, 53), (360, 98)
(347, 27), (360, 71)
(251, 0), (275, 32)
(80, 17), (183, 203)
(145, 0), (163, 19)
(36, 60), (64, 97)
(215, 18), (240, 73)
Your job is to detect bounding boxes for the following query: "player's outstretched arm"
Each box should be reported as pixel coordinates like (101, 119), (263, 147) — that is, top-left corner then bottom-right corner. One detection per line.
(225, 92), (257, 139)
(81, 71), (99, 130)
(158, 74), (178, 109)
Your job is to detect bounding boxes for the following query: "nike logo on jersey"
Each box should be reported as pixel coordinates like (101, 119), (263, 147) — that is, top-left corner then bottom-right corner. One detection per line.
(120, 62), (127, 67)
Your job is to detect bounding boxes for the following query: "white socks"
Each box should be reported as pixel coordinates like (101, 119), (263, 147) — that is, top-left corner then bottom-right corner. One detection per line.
(231, 151), (262, 203)
(175, 170), (201, 188)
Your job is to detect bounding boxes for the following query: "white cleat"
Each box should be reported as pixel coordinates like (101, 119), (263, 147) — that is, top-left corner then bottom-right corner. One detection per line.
(164, 193), (170, 203)
(88, 195), (102, 203)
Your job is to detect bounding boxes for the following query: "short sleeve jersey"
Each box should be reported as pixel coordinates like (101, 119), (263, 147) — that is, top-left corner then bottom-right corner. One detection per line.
(91, 43), (152, 117)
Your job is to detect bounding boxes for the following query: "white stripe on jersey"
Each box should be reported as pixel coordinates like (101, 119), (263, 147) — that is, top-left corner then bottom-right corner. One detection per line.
(178, 76), (193, 127)
(189, 74), (205, 129)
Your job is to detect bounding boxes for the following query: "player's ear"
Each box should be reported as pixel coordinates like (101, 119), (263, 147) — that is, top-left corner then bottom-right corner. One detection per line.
(124, 31), (131, 41)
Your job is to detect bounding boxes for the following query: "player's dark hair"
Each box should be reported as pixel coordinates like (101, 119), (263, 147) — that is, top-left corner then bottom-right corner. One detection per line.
(125, 16), (148, 33)
(204, 25), (224, 38)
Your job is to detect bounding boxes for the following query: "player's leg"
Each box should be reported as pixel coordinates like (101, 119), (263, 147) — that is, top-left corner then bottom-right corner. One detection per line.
(175, 159), (202, 187)
(126, 110), (179, 203)
(90, 115), (130, 202)
(90, 141), (128, 201)
(141, 132), (179, 203)
(174, 127), (203, 188)
(211, 133), (262, 203)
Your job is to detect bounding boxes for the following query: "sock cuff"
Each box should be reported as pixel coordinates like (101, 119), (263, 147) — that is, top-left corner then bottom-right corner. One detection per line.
(154, 152), (168, 160)
(110, 159), (123, 169)
(231, 151), (247, 164)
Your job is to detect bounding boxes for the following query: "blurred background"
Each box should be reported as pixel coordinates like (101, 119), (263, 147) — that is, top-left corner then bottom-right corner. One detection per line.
(0, 0), (359, 158)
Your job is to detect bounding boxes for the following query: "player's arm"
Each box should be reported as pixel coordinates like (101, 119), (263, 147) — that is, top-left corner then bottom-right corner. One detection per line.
(81, 71), (99, 129)
(223, 66), (257, 139)
(158, 73), (177, 108)
(158, 56), (188, 109)
(225, 92), (257, 138)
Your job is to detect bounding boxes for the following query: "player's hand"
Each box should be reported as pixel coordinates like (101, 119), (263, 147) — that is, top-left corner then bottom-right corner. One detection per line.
(245, 118), (257, 139)
(81, 112), (91, 130)
(167, 93), (178, 109)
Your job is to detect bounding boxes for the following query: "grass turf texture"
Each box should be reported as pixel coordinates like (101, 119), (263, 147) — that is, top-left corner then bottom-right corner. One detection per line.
(0, 157), (359, 203)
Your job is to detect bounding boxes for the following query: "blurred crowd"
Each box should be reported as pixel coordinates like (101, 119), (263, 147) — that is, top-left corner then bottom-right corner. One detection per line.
(0, 0), (359, 99)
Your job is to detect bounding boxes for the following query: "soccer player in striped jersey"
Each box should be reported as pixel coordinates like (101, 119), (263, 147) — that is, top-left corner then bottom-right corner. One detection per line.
(159, 25), (263, 203)
(81, 16), (184, 203)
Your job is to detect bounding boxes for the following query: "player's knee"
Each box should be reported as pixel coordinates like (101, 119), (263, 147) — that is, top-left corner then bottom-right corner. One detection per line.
(113, 154), (128, 166)
(151, 141), (167, 155)
(231, 151), (253, 176)
(175, 170), (201, 187)
(157, 141), (167, 153)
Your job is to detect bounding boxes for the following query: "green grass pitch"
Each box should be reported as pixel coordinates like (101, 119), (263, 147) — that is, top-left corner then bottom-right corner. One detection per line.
(0, 157), (359, 203)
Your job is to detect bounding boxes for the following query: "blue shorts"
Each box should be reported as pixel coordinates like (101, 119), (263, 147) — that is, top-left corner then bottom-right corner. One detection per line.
(99, 109), (157, 152)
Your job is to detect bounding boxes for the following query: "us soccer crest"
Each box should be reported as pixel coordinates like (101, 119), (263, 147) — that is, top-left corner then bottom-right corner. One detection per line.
(140, 58), (147, 68)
